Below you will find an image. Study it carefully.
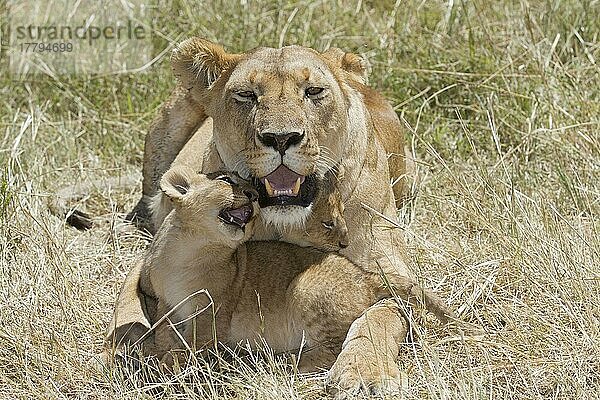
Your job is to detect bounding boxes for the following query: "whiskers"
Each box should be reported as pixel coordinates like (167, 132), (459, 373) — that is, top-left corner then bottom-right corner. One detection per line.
(316, 145), (342, 180)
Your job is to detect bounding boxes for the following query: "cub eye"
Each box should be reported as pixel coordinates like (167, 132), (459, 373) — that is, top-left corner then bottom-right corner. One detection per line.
(216, 175), (235, 184)
(305, 87), (325, 98)
(233, 90), (257, 102)
(321, 220), (334, 230)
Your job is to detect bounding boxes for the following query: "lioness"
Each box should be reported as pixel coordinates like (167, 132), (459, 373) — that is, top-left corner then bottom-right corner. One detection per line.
(111, 38), (441, 396)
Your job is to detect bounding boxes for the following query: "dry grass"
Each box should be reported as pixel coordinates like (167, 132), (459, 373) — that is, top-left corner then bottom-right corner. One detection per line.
(1, 0), (598, 398)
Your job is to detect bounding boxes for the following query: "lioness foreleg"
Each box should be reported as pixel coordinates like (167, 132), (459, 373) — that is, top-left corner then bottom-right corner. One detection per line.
(326, 299), (407, 399)
(103, 260), (155, 366)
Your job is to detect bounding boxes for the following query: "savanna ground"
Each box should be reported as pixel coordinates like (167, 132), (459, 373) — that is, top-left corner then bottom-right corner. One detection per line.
(1, 0), (599, 398)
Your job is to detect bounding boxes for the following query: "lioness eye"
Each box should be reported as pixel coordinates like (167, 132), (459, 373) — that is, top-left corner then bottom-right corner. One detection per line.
(216, 175), (235, 184)
(322, 220), (334, 230)
(305, 87), (325, 98)
(233, 90), (257, 101)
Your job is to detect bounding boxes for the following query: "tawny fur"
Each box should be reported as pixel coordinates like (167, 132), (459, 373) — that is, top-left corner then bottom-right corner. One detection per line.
(109, 38), (447, 396)
(106, 168), (454, 384)
(106, 167), (453, 375)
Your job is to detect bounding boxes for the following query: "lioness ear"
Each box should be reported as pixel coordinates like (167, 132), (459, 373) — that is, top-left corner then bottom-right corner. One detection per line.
(160, 165), (198, 202)
(171, 37), (242, 93)
(322, 47), (368, 84)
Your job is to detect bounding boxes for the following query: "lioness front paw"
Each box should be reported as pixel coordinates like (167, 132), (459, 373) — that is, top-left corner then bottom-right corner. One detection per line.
(326, 351), (405, 399)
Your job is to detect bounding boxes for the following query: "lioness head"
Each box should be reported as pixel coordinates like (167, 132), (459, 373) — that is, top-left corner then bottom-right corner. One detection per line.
(171, 38), (367, 228)
(160, 165), (259, 244)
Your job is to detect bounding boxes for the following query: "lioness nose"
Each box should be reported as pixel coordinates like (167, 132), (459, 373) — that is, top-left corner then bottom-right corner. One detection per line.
(259, 131), (304, 155)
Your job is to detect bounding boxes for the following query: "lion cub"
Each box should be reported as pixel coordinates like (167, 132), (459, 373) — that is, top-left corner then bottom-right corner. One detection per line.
(135, 167), (259, 359)
(122, 166), (453, 367)
(136, 166), (380, 367)
(285, 171), (349, 252)
(292, 171), (455, 326)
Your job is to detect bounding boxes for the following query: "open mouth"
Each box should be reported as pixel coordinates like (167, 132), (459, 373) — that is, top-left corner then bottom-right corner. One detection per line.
(218, 204), (253, 229)
(254, 165), (318, 208)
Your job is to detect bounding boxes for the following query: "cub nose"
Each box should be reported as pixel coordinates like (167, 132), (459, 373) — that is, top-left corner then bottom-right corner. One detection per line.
(243, 188), (259, 202)
(258, 131), (304, 155)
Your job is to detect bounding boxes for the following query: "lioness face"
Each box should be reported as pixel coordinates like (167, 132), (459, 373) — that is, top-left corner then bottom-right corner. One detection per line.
(172, 39), (363, 228)
(211, 47), (350, 225)
(160, 166), (259, 244)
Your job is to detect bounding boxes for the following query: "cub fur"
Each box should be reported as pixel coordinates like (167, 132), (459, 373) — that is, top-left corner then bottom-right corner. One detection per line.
(106, 166), (454, 374)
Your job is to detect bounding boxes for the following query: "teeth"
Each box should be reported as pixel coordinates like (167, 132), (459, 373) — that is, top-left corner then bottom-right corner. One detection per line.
(274, 189), (293, 196)
(264, 178), (274, 196)
(229, 216), (234, 223)
(292, 177), (301, 196)
(263, 177), (301, 197)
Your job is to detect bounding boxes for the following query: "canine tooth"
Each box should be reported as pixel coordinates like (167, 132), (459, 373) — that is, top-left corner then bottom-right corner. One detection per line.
(264, 178), (274, 196)
(292, 177), (301, 196)
(229, 216), (234, 223)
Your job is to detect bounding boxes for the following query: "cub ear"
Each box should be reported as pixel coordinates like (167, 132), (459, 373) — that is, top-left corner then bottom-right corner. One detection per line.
(160, 165), (199, 202)
(171, 37), (242, 94)
(321, 47), (368, 84)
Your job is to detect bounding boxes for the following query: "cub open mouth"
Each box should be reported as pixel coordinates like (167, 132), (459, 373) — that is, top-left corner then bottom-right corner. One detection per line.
(218, 205), (253, 228)
(254, 165), (317, 208)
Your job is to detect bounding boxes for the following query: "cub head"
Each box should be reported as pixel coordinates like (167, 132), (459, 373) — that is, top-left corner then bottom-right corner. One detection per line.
(171, 38), (367, 229)
(287, 173), (349, 252)
(160, 165), (259, 245)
